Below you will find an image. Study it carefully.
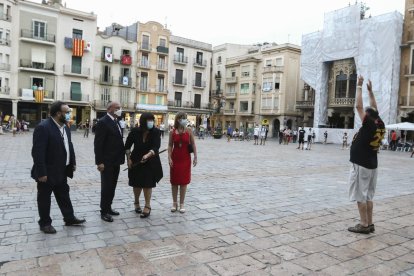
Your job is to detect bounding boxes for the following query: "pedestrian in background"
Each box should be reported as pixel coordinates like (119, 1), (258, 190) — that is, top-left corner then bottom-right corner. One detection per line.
(253, 124), (260, 145)
(168, 112), (197, 213)
(324, 131), (328, 144)
(31, 101), (85, 234)
(342, 132), (348, 150)
(84, 119), (90, 138)
(159, 122), (165, 138)
(119, 117), (126, 138)
(306, 128), (313, 150)
(94, 101), (125, 222)
(297, 127), (306, 150)
(125, 112), (163, 218)
(260, 125), (267, 145)
(227, 124), (233, 142)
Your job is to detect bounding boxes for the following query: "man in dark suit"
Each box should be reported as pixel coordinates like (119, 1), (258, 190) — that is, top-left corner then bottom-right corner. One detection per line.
(94, 101), (125, 222)
(31, 101), (86, 234)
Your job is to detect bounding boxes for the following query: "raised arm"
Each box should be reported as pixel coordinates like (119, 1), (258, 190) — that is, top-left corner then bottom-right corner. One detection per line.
(355, 76), (365, 121)
(366, 79), (378, 111)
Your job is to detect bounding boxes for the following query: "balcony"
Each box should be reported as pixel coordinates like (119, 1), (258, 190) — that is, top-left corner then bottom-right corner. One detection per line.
(172, 77), (187, 87)
(0, 13), (11, 22)
(0, 63), (11, 71)
(94, 100), (111, 109)
(63, 65), (90, 78)
(329, 97), (355, 108)
(0, 38), (10, 46)
(99, 75), (113, 85)
(215, 73), (222, 79)
(212, 90), (222, 96)
(62, 92), (89, 102)
(19, 89), (54, 100)
(119, 76), (132, 87)
(156, 63), (168, 71)
(155, 86), (167, 93)
(193, 80), (206, 89)
(238, 110), (254, 116)
(20, 29), (55, 44)
(400, 96), (414, 107)
(296, 100), (315, 109)
(193, 59), (207, 68)
(262, 66), (284, 73)
(0, 87), (10, 96)
(223, 109), (236, 115)
(157, 46), (169, 54)
(19, 59), (55, 74)
(138, 85), (150, 92)
(138, 60), (150, 69)
(226, 77), (238, 83)
(173, 55), (188, 64)
(225, 92), (236, 98)
(140, 43), (152, 52)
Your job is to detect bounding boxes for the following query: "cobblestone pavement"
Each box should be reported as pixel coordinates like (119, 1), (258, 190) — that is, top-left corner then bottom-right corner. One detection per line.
(0, 131), (413, 275)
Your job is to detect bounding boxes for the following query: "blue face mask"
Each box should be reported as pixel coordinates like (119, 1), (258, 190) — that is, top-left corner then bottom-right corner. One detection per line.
(147, 121), (154, 129)
(65, 113), (71, 122)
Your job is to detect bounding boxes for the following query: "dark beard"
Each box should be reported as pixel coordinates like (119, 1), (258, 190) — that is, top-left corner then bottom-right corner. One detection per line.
(59, 115), (66, 124)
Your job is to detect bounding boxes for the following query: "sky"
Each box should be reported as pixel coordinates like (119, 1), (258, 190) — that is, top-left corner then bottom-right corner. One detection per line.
(56, 0), (405, 47)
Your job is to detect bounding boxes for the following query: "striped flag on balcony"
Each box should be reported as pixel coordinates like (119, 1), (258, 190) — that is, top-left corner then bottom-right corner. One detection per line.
(72, 39), (85, 57)
(34, 90), (45, 103)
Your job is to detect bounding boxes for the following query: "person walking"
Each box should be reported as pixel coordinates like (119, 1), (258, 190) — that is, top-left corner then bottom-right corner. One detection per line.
(168, 112), (197, 213)
(125, 113), (163, 218)
(324, 131), (328, 144)
(278, 129), (284, 144)
(306, 128), (313, 150)
(159, 122), (165, 138)
(342, 132), (348, 150)
(260, 126), (267, 145)
(84, 119), (90, 138)
(94, 101), (125, 222)
(31, 101), (85, 234)
(390, 130), (397, 151)
(253, 124), (260, 145)
(227, 125), (233, 142)
(297, 127), (306, 150)
(119, 118), (126, 138)
(348, 76), (385, 234)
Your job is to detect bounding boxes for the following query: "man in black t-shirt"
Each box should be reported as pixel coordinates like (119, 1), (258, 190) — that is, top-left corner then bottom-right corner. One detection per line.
(348, 76), (385, 235)
(297, 127), (306, 150)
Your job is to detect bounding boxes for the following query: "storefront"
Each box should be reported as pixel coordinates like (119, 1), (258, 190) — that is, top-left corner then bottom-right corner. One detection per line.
(0, 100), (12, 121)
(17, 101), (50, 126)
(135, 104), (168, 128)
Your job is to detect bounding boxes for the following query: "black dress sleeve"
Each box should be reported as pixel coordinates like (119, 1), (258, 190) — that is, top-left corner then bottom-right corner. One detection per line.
(149, 128), (161, 154)
(125, 128), (137, 151)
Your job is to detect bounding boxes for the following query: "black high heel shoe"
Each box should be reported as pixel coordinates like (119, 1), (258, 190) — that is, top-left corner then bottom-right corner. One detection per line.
(135, 207), (142, 214)
(140, 206), (151, 218)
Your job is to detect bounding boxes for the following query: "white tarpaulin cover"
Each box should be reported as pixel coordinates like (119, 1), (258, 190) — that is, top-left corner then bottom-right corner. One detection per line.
(385, 122), (414, 131)
(301, 4), (403, 129)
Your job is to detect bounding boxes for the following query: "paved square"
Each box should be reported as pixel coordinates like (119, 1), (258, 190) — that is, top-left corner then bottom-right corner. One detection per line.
(0, 131), (413, 275)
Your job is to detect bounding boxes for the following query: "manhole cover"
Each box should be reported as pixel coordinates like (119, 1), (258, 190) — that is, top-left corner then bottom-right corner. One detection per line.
(140, 244), (185, 261)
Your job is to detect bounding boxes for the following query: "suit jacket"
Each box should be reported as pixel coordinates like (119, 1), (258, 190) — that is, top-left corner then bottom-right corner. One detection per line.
(31, 118), (76, 182)
(94, 115), (125, 166)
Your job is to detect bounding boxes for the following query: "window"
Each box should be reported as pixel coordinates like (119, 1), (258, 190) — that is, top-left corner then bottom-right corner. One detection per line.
(263, 77), (272, 92)
(141, 53), (149, 67)
(142, 35), (150, 49)
(228, 85), (236, 93)
(335, 71), (347, 98)
(231, 71), (236, 77)
(195, 72), (202, 87)
(275, 58), (283, 66)
(411, 49), (414, 74)
(122, 49), (130, 55)
(32, 77), (44, 89)
(265, 60), (272, 67)
(217, 56), (222, 64)
(120, 89), (129, 105)
(121, 68), (130, 77)
(158, 56), (166, 69)
(33, 21), (46, 39)
(139, 94), (148, 104)
(157, 75), (165, 92)
(159, 38), (166, 47)
(5, 54), (9, 64)
(72, 29), (83, 39)
(240, 83), (249, 94)
(261, 97), (272, 108)
(156, 95), (164, 105)
(194, 94), (201, 108)
(175, 69), (183, 84)
(241, 66), (250, 77)
(229, 102), (234, 109)
(140, 72), (148, 91)
(103, 65), (111, 82)
(174, 92), (182, 107)
(101, 88), (111, 102)
(348, 71), (357, 98)
(216, 81), (221, 91)
(70, 82), (81, 101)
(176, 47), (184, 62)
(253, 83), (256, 94)
(196, 52), (203, 65)
(71, 56), (82, 74)
(240, 101), (248, 112)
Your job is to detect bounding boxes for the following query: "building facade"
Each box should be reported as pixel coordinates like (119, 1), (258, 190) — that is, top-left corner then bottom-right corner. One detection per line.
(168, 35), (212, 127)
(10, 0), (96, 126)
(0, 0), (14, 118)
(136, 21), (170, 127)
(94, 28), (137, 123)
(399, 0), (414, 122)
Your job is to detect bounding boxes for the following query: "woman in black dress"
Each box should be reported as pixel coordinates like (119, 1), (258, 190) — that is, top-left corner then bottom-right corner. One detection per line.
(125, 113), (163, 218)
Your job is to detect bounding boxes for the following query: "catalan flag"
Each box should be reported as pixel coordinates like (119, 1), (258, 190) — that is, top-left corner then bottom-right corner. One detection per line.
(34, 90), (45, 103)
(72, 39), (85, 57)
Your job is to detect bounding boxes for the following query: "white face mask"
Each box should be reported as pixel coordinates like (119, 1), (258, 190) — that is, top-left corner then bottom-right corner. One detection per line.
(179, 119), (187, 126)
(114, 109), (122, 117)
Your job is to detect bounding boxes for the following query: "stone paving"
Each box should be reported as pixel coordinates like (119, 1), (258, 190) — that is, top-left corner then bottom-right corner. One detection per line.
(0, 131), (413, 275)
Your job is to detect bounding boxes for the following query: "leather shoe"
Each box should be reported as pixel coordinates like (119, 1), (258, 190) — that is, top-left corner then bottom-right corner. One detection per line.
(108, 209), (120, 216)
(101, 213), (113, 222)
(65, 217), (86, 226)
(40, 225), (57, 234)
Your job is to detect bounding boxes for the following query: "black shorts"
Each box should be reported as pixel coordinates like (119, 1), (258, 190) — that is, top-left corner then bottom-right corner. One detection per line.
(298, 137), (304, 143)
(254, 135), (258, 139)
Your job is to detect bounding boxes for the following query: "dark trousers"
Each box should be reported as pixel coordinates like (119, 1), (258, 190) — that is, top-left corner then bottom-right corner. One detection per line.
(37, 179), (75, 227)
(100, 165), (120, 214)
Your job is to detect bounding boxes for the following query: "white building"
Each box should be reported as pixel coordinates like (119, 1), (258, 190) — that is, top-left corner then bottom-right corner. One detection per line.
(167, 35), (212, 127)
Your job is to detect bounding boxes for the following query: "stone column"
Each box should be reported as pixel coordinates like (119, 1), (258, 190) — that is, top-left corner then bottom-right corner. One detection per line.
(346, 74), (350, 98)
(304, 89), (308, 101)
(12, 100), (18, 116)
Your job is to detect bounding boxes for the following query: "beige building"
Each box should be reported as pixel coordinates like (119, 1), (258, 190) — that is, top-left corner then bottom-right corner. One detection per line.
(136, 21), (170, 126)
(399, 0), (414, 122)
(211, 43), (302, 137)
(167, 35), (212, 127)
(94, 26), (138, 122)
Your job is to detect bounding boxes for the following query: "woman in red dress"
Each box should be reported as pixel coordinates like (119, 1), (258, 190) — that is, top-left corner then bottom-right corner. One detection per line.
(168, 112), (197, 213)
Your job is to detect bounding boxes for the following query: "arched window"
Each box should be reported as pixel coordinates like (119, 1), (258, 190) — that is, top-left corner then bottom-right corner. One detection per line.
(348, 71), (357, 98)
(335, 71), (347, 98)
